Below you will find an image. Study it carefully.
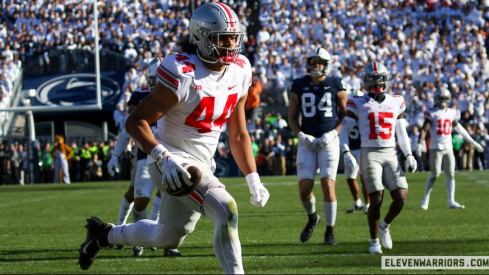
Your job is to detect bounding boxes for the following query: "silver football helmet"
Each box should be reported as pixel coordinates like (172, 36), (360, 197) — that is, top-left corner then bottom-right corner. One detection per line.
(434, 86), (451, 108)
(146, 57), (162, 90)
(362, 61), (390, 96)
(306, 47), (332, 77)
(189, 2), (244, 65)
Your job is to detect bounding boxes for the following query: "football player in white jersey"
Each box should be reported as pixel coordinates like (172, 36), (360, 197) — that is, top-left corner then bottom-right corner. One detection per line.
(289, 47), (348, 245)
(417, 86), (484, 210)
(339, 62), (417, 254)
(344, 91), (370, 215)
(79, 3), (269, 274)
(107, 57), (181, 257)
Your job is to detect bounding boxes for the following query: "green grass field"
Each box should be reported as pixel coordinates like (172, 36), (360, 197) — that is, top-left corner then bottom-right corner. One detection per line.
(1, 171), (489, 274)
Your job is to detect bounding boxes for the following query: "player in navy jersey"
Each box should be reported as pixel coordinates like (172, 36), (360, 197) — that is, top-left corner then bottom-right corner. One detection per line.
(288, 47), (348, 245)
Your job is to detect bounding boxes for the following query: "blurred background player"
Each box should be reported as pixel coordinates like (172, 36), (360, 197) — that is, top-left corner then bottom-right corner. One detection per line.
(80, 3), (269, 273)
(339, 61), (417, 254)
(288, 47), (348, 245)
(107, 57), (181, 257)
(417, 86), (484, 210)
(344, 91), (370, 214)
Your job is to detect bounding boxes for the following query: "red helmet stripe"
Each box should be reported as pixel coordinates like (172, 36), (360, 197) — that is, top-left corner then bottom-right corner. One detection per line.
(372, 62), (378, 73)
(214, 2), (235, 28)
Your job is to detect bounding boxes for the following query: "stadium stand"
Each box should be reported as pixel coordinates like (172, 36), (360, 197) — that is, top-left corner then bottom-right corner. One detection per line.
(2, 0), (489, 183)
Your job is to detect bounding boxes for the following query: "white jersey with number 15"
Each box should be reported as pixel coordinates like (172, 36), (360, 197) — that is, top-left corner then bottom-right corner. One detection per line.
(346, 94), (406, 148)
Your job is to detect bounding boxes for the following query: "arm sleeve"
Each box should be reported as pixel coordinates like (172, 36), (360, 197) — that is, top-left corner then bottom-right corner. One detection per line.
(346, 98), (359, 118)
(156, 55), (181, 94)
(395, 118), (413, 157)
(454, 123), (477, 144)
(113, 128), (131, 157)
(339, 116), (356, 152)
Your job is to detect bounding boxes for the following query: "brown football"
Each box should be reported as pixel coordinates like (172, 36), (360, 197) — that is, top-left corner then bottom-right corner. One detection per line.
(166, 163), (202, 197)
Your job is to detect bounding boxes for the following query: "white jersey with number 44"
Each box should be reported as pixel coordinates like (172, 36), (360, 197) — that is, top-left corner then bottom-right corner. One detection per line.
(346, 94), (406, 148)
(424, 107), (457, 150)
(155, 53), (252, 164)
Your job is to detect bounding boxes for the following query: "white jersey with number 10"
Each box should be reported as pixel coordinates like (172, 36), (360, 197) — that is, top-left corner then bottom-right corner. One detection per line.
(346, 94), (406, 148)
(155, 53), (252, 165)
(424, 107), (457, 150)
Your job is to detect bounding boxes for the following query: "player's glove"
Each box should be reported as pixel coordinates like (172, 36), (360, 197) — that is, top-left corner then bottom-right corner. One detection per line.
(151, 145), (190, 192)
(416, 144), (423, 156)
(246, 172), (270, 207)
(317, 129), (338, 147)
(473, 142), (484, 153)
(406, 154), (417, 173)
(107, 155), (119, 177)
(298, 131), (319, 151)
(343, 151), (358, 175)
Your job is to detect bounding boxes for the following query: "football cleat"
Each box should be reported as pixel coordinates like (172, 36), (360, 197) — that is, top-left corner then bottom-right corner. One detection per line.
(369, 243), (383, 254)
(132, 246), (144, 257)
(324, 233), (338, 245)
(114, 245), (124, 250)
(300, 214), (321, 243)
(448, 202), (465, 209)
(78, 216), (113, 270)
(150, 247), (157, 251)
(346, 203), (364, 214)
(378, 226), (392, 250)
(164, 249), (182, 257)
(420, 196), (430, 210)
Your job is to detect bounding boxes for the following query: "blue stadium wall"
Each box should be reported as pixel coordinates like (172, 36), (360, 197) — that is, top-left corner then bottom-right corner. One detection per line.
(23, 71), (124, 136)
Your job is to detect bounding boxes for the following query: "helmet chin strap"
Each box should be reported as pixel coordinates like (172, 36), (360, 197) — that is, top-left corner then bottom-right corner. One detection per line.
(196, 49), (219, 64)
(369, 90), (385, 101)
(197, 49), (236, 66)
(310, 70), (325, 78)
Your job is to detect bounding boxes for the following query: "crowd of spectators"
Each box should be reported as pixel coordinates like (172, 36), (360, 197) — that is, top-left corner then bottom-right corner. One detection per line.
(3, 0), (489, 184)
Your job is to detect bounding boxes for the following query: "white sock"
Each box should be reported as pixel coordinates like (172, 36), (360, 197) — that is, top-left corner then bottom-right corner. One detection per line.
(132, 208), (147, 222)
(118, 197), (134, 225)
(149, 195), (161, 221)
(108, 219), (187, 249)
(323, 201), (337, 227)
(203, 188), (244, 274)
(371, 238), (380, 245)
(380, 220), (390, 230)
(424, 174), (437, 198)
(446, 178), (455, 204)
(301, 195), (316, 215)
(355, 198), (363, 207)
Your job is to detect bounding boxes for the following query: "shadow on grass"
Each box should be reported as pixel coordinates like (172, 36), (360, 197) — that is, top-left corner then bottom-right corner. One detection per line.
(1, 238), (487, 264)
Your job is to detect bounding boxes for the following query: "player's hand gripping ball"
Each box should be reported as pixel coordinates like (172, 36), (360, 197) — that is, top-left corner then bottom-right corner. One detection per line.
(165, 163), (202, 197)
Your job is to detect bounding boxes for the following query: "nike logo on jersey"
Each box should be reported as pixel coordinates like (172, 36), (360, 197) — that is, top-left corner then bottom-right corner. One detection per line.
(82, 240), (92, 254)
(228, 85), (236, 90)
(324, 86), (331, 89)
